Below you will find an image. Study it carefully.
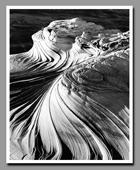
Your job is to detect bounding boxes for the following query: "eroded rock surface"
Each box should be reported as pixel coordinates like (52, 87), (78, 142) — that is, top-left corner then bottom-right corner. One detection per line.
(10, 18), (130, 160)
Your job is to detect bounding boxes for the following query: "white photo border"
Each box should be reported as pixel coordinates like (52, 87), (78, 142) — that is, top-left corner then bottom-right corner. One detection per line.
(6, 5), (133, 164)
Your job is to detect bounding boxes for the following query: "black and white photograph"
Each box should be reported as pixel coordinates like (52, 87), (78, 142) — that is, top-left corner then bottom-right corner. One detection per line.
(6, 6), (133, 164)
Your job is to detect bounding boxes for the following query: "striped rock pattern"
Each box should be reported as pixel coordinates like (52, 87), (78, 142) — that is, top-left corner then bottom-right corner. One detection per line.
(10, 18), (129, 160)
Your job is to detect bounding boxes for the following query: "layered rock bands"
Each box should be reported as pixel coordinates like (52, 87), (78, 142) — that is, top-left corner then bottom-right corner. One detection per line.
(10, 18), (130, 160)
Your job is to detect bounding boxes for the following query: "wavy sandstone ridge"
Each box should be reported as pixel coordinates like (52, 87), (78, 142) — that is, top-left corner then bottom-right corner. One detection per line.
(10, 18), (129, 160)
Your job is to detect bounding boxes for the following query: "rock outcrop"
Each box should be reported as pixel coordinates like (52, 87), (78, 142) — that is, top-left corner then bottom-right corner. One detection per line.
(10, 18), (130, 160)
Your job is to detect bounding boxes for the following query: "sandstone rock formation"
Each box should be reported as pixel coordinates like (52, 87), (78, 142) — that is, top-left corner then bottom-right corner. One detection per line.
(10, 18), (130, 160)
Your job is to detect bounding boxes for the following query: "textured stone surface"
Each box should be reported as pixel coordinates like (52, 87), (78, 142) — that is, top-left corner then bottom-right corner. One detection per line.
(10, 9), (129, 54)
(10, 15), (130, 161)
